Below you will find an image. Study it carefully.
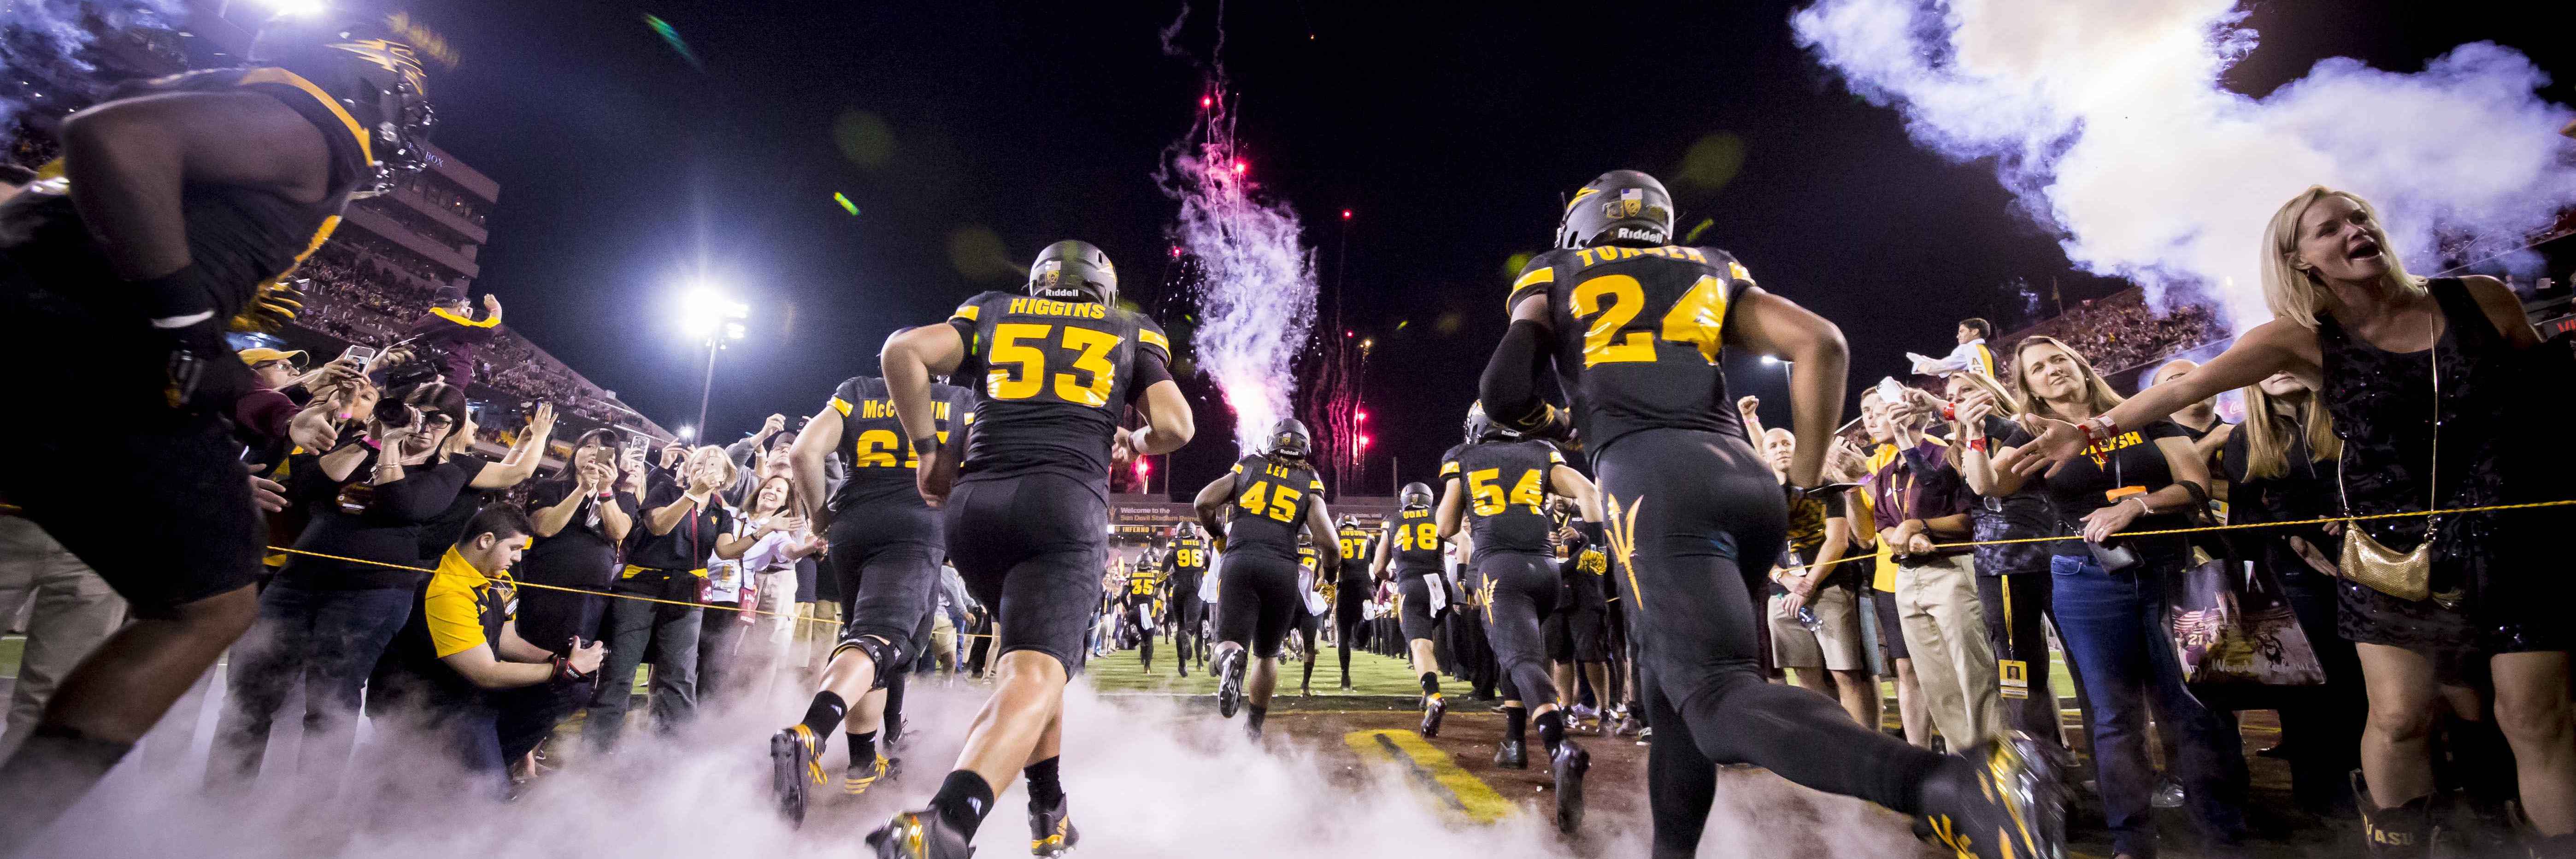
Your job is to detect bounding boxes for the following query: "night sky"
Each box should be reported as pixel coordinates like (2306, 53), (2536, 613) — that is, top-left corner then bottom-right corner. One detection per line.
(421, 0), (2570, 497)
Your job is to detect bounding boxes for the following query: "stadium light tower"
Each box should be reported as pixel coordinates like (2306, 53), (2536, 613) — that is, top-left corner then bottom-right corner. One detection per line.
(679, 285), (750, 438)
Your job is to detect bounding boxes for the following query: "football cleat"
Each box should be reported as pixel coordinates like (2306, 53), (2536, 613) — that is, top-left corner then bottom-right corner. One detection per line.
(770, 725), (826, 826)
(866, 809), (976, 859)
(1029, 795), (1080, 857)
(846, 754), (903, 797)
(1215, 649), (1246, 718)
(1552, 741), (1592, 834)
(1494, 738), (1528, 770)
(1917, 733), (2071, 859)
(1419, 694), (1447, 738)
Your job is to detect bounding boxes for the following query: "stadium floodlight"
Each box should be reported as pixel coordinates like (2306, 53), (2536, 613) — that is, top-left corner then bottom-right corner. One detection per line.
(262, 0), (329, 16)
(676, 283), (754, 436)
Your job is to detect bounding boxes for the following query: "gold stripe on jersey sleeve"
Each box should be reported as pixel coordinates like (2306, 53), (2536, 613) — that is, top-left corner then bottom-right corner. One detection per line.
(1137, 328), (1169, 351)
(1505, 266), (1556, 312)
(1439, 460), (1460, 477)
(951, 304), (980, 322)
(239, 68), (371, 164)
(830, 397), (853, 416)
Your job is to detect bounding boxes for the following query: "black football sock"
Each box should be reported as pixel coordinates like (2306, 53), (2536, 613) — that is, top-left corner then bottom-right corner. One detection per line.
(800, 691), (847, 739)
(1420, 672), (1441, 696)
(1024, 756), (1065, 807)
(1504, 702), (1528, 742)
(1247, 705), (1269, 732)
(848, 730), (878, 771)
(1535, 710), (1567, 754)
(929, 770), (995, 839)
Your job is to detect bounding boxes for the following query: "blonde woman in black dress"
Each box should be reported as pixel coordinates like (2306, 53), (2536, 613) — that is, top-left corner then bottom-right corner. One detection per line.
(2008, 187), (2571, 856)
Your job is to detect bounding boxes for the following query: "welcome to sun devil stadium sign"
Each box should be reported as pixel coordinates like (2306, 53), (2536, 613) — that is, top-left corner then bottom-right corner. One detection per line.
(1108, 494), (1398, 540)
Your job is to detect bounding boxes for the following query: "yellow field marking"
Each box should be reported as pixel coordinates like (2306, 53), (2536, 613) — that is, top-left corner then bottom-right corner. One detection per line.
(1342, 729), (1513, 823)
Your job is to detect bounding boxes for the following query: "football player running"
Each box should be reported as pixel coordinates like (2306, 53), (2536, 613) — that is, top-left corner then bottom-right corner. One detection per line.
(1476, 170), (2068, 859)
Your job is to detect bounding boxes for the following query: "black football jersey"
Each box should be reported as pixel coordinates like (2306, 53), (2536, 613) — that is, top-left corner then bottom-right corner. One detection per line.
(1503, 244), (1755, 457)
(944, 291), (1172, 490)
(0, 67), (371, 319)
(1385, 505), (1443, 574)
(827, 376), (975, 511)
(1222, 454), (1324, 563)
(1164, 535), (1211, 576)
(1441, 439), (1564, 557)
(1335, 524), (1373, 569)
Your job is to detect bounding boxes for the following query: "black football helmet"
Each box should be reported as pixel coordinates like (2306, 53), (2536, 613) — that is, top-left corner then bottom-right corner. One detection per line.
(250, 11), (447, 198)
(1399, 482), (1434, 509)
(1464, 401), (1516, 444)
(1555, 170), (1675, 249)
(1267, 418), (1313, 460)
(1028, 240), (1117, 305)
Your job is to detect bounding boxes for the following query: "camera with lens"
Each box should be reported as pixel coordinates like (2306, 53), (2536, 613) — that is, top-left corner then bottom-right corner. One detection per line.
(373, 393), (415, 429)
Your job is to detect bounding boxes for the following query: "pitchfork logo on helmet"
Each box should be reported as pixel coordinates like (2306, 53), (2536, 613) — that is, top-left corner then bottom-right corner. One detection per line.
(1399, 482), (1434, 509)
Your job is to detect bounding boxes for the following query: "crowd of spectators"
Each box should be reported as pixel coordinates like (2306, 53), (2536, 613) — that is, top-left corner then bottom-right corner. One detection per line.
(1995, 289), (2227, 377)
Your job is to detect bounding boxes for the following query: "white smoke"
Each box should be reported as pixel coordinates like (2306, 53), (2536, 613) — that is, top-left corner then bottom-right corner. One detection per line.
(1791, 0), (2576, 332)
(23, 669), (1920, 858)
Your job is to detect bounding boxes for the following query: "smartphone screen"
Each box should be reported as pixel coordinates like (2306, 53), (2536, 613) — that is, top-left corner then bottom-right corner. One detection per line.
(341, 344), (379, 370)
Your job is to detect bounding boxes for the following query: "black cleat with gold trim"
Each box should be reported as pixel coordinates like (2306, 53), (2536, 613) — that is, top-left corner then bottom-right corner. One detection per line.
(1915, 733), (2070, 859)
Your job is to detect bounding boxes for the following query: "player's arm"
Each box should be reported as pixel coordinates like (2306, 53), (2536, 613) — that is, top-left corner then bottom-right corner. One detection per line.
(1371, 519), (1396, 582)
(788, 402), (842, 525)
(61, 89), (335, 284)
(1548, 464), (1602, 524)
(882, 324), (970, 504)
(1122, 381), (1195, 458)
(1434, 476), (1465, 541)
(1724, 286), (1848, 489)
(1191, 473), (1238, 544)
(1481, 294), (1567, 436)
(1304, 501), (1341, 575)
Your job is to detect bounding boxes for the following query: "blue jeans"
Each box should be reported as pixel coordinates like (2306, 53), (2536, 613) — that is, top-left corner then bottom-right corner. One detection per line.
(2049, 555), (2248, 858)
(208, 583), (416, 791)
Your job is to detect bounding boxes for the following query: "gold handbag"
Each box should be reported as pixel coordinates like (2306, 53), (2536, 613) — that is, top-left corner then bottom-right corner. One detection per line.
(2335, 345), (2435, 603)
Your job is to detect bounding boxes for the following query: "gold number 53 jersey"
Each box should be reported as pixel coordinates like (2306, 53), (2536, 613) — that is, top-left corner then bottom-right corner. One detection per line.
(1504, 245), (1754, 456)
(945, 291), (1172, 490)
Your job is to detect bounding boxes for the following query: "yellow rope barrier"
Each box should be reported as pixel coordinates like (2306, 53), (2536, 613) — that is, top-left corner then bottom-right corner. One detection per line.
(12, 496), (2563, 627)
(1770, 498), (2576, 577)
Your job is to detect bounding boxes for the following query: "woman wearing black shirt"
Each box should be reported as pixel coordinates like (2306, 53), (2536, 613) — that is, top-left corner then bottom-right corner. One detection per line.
(209, 381), (478, 791)
(496, 429), (636, 765)
(1964, 337), (2247, 859)
(2015, 188), (2574, 855)
(2224, 372), (2363, 814)
(582, 445), (755, 752)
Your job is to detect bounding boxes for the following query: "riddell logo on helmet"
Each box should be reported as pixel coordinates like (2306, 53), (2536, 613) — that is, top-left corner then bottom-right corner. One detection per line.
(1614, 227), (1666, 242)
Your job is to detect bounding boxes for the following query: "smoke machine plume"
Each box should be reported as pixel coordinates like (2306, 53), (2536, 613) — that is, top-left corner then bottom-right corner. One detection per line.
(1792, 0), (2576, 332)
(1158, 8), (1321, 455)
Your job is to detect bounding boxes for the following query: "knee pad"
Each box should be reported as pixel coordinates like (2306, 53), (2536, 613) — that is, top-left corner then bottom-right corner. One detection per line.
(829, 634), (912, 691)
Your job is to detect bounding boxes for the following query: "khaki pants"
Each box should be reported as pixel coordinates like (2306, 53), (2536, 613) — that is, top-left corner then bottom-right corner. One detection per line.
(1894, 553), (2001, 746)
(929, 613), (958, 672)
(0, 516), (127, 752)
